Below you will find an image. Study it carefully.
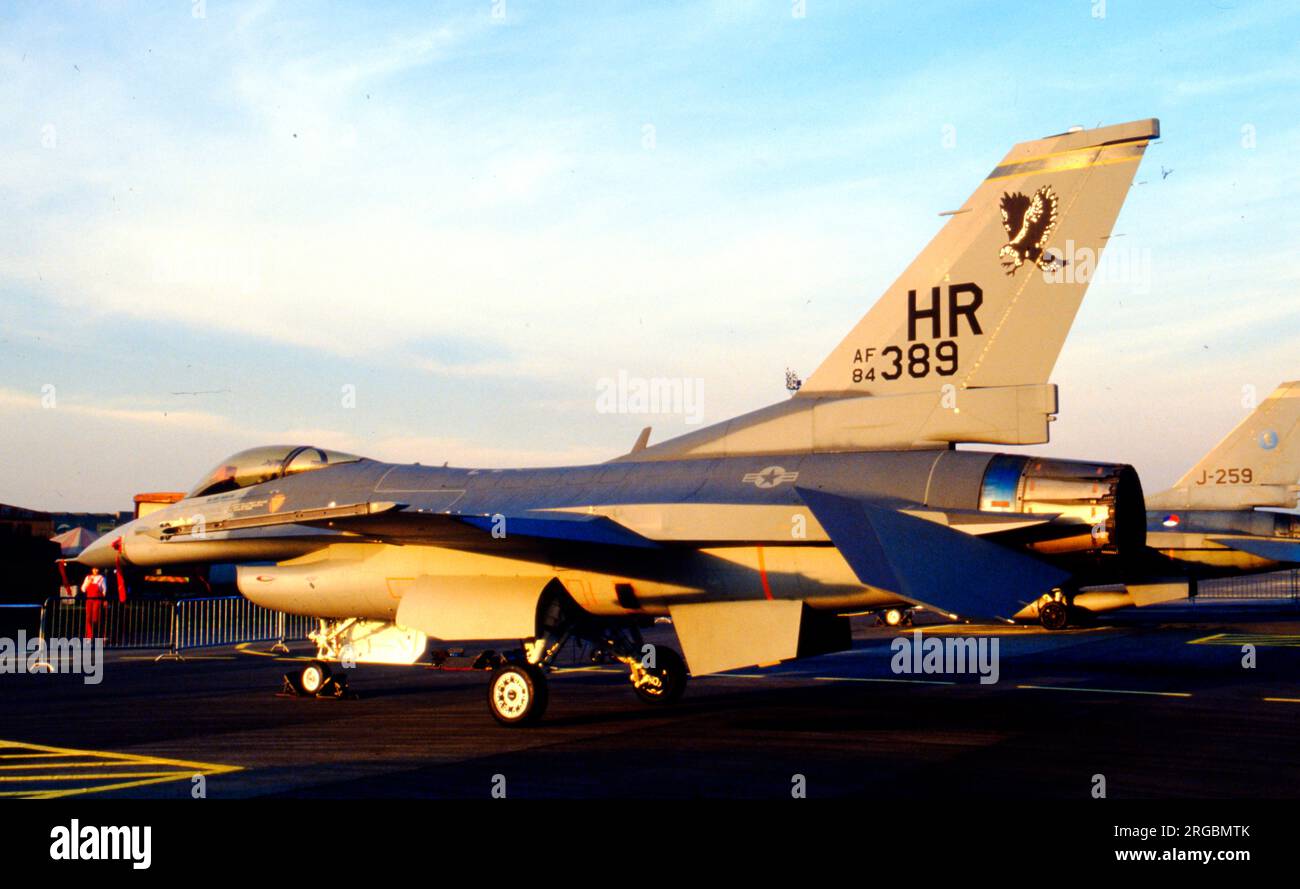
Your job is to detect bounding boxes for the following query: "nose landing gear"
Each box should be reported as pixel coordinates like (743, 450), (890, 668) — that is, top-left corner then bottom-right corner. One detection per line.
(283, 659), (351, 698)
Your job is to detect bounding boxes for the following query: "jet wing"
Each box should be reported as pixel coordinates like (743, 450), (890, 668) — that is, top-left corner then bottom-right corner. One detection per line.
(1207, 536), (1300, 564)
(796, 487), (1069, 621)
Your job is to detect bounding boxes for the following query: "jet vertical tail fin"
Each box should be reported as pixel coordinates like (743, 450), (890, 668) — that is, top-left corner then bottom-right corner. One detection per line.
(798, 119), (1157, 398)
(1149, 381), (1300, 510)
(625, 119), (1158, 461)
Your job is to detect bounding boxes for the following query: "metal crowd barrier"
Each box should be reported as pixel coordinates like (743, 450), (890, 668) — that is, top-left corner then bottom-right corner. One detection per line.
(25, 571), (1300, 655)
(1195, 568), (1300, 602)
(40, 598), (174, 649)
(36, 596), (315, 659)
(174, 596), (316, 653)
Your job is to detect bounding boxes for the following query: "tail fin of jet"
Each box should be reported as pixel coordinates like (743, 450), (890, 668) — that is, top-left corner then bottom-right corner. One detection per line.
(626, 119), (1157, 462)
(1149, 381), (1300, 510)
(799, 119), (1157, 398)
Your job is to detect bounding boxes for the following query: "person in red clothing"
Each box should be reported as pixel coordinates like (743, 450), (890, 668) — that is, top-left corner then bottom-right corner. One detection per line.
(81, 567), (108, 639)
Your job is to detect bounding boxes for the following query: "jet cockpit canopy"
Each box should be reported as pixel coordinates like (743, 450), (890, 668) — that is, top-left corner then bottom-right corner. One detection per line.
(188, 445), (363, 498)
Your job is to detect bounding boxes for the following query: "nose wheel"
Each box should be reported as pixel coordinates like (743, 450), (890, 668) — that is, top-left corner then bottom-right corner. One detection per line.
(283, 660), (350, 698)
(300, 661), (329, 694)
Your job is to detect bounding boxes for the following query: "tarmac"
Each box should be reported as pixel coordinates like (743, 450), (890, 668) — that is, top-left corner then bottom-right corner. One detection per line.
(4, 606), (1300, 799)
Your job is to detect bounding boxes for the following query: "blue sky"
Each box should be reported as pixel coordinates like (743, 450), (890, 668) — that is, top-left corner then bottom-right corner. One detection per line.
(2, 0), (1298, 511)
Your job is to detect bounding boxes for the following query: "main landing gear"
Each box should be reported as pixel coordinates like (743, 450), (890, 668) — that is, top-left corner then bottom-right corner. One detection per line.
(487, 663), (549, 725)
(1038, 600), (1070, 631)
(278, 606), (689, 725)
(874, 607), (913, 628)
(1036, 588), (1077, 631)
(484, 595), (690, 726)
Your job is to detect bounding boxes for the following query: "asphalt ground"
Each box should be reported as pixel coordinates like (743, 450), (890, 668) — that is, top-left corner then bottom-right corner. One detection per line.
(3, 606), (1299, 799)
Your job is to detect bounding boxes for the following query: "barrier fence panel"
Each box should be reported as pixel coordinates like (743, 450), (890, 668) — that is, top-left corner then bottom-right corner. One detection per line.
(173, 596), (315, 651)
(36, 596), (316, 654)
(1195, 568), (1300, 602)
(40, 598), (176, 649)
(32, 574), (1300, 651)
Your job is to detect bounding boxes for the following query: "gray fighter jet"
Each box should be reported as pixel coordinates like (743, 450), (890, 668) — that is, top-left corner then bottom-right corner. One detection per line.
(82, 118), (1158, 723)
(1017, 381), (1300, 624)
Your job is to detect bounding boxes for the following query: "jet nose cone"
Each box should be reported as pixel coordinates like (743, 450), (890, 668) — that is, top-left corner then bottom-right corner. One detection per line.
(77, 530), (121, 569)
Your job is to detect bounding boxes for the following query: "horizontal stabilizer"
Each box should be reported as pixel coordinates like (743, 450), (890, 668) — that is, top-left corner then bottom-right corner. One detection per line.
(797, 487), (1069, 620)
(1208, 536), (1300, 564)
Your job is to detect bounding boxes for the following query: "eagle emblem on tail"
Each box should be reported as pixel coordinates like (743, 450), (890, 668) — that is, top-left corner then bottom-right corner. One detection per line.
(998, 185), (1060, 275)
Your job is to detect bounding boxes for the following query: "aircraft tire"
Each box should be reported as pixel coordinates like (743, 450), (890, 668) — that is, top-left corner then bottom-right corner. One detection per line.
(1038, 601), (1069, 631)
(632, 645), (687, 705)
(488, 664), (549, 726)
(299, 661), (331, 695)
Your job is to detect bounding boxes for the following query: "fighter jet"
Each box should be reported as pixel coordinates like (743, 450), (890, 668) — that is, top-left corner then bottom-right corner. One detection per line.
(81, 118), (1158, 723)
(1017, 381), (1300, 624)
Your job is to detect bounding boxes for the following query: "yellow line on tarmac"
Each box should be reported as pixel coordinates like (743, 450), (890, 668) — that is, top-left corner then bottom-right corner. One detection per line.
(550, 665), (622, 673)
(1017, 684), (1192, 698)
(0, 771), (194, 782)
(815, 676), (956, 686)
(0, 761), (167, 770)
(1189, 633), (1300, 647)
(0, 739), (241, 799)
(120, 655), (234, 661)
(1264, 697), (1300, 704)
(0, 774), (203, 800)
(234, 642), (312, 661)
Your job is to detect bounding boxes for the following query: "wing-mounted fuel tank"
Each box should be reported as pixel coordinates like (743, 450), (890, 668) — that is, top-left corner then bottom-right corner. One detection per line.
(236, 556), (558, 640)
(977, 454), (1146, 555)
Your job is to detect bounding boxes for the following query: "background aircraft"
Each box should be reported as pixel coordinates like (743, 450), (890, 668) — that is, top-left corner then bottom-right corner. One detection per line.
(1016, 381), (1300, 624)
(1146, 380), (1300, 570)
(81, 118), (1157, 723)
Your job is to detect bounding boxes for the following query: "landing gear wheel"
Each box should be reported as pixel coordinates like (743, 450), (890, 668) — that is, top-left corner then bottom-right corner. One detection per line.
(875, 608), (912, 627)
(488, 664), (549, 726)
(1039, 601), (1070, 631)
(300, 660), (331, 695)
(632, 646), (688, 705)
